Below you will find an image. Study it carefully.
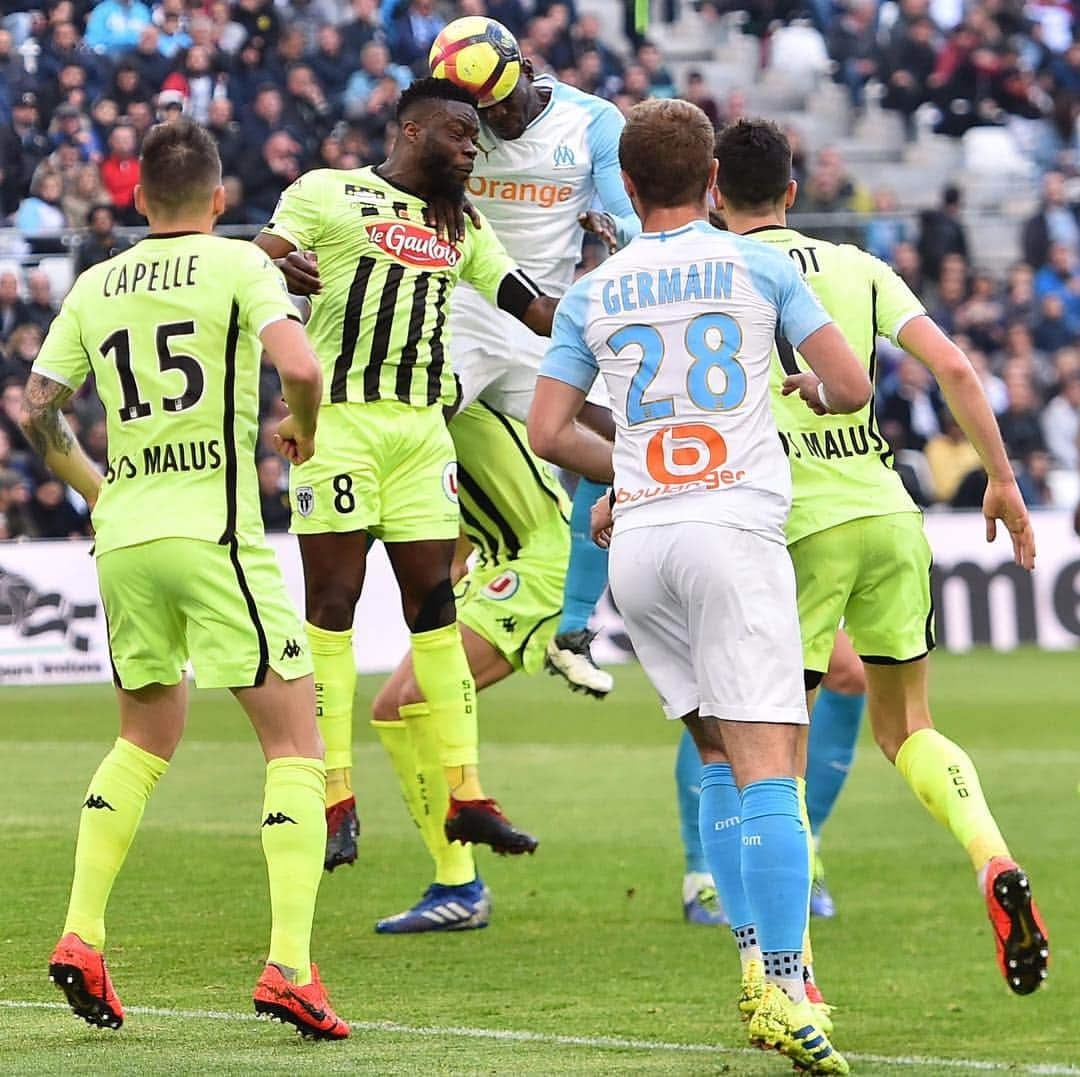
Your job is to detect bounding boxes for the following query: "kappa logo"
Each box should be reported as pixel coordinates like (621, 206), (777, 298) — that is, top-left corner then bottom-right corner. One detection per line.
(294, 485), (315, 517)
(280, 638), (303, 660)
(442, 462), (458, 503)
(497, 615), (518, 633)
(482, 569), (519, 601)
(84, 794), (115, 811)
(262, 812), (298, 827)
(552, 142), (575, 169)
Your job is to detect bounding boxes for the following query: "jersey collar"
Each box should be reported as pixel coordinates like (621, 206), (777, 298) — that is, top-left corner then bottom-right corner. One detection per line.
(741, 224), (791, 235)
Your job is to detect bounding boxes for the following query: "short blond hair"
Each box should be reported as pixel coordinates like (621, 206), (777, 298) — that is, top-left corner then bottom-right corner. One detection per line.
(618, 99), (715, 209)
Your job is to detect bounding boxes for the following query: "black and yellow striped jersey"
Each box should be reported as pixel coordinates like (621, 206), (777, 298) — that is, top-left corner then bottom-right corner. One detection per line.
(264, 166), (528, 408)
(449, 401), (570, 568)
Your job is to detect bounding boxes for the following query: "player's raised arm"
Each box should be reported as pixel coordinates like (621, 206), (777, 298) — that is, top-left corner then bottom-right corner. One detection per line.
(898, 313), (1034, 569)
(578, 96), (641, 253)
(20, 373), (102, 506)
(255, 174), (324, 295)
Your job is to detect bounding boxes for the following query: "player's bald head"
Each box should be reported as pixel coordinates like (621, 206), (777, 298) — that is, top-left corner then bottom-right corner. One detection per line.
(619, 99), (715, 210)
(140, 119), (222, 216)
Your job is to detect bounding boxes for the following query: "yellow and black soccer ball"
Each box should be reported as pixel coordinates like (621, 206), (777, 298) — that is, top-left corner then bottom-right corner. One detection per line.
(429, 16), (522, 109)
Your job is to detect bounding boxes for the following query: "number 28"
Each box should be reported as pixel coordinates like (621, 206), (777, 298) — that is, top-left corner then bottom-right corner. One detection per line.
(612, 312), (747, 426)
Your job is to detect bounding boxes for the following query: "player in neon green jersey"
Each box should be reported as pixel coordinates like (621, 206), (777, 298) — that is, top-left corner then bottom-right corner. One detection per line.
(23, 119), (347, 1039)
(713, 117), (1048, 997)
(368, 400), (571, 932)
(256, 78), (555, 864)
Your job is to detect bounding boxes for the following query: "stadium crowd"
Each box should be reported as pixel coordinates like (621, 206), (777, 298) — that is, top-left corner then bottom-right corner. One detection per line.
(0, 0), (1079, 539)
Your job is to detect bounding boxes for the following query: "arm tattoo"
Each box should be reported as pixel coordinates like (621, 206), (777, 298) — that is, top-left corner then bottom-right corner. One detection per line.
(23, 372), (76, 460)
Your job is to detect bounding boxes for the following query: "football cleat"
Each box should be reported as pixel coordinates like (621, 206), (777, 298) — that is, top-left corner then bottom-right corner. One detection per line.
(375, 876), (492, 934)
(445, 796), (538, 855)
(983, 856), (1049, 995)
(324, 796), (359, 872)
(48, 932), (124, 1030)
(810, 854), (836, 919)
(545, 630), (614, 698)
(253, 962), (349, 1040)
(748, 982), (849, 1074)
(682, 873), (728, 926)
(738, 958), (764, 1021)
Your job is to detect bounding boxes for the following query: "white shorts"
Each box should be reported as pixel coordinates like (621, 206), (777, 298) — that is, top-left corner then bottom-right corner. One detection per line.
(609, 521), (808, 724)
(451, 293), (608, 423)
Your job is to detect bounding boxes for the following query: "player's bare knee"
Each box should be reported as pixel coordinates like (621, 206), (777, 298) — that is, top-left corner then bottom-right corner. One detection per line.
(822, 660), (866, 696)
(305, 590), (357, 633)
(407, 578), (456, 633)
(370, 687), (399, 723)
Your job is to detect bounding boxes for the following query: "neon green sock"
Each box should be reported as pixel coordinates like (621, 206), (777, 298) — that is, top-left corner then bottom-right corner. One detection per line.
(402, 701), (476, 886)
(410, 624), (484, 799)
(306, 623), (356, 774)
(372, 716), (429, 846)
(64, 737), (168, 949)
(261, 757), (326, 987)
(895, 728), (1010, 871)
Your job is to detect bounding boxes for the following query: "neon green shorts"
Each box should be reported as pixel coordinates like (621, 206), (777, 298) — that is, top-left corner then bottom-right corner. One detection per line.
(289, 400), (459, 542)
(97, 537), (311, 691)
(789, 511), (935, 674)
(456, 555), (567, 674)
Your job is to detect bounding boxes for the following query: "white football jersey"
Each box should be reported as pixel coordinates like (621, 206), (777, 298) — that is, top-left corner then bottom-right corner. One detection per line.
(541, 220), (832, 538)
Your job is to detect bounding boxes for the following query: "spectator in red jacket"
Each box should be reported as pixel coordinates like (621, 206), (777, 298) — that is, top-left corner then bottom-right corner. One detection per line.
(99, 122), (141, 224)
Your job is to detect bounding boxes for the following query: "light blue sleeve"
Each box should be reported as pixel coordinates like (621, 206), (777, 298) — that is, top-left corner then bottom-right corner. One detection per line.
(540, 279), (599, 393)
(585, 101), (641, 249)
(745, 246), (831, 347)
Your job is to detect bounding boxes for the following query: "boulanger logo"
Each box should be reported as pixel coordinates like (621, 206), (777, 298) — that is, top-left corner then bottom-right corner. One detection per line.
(645, 423), (728, 485)
(442, 462), (459, 503)
(366, 222), (461, 268)
(482, 569), (519, 601)
(294, 485), (315, 517)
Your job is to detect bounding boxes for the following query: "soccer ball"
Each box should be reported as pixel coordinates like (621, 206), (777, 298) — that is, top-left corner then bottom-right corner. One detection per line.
(429, 16), (522, 109)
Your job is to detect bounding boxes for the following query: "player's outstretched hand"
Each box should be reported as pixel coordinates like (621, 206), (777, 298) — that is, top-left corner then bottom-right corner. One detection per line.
(424, 197), (481, 243)
(579, 211), (618, 254)
(782, 372), (829, 416)
(274, 414), (315, 466)
(275, 250), (322, 296)
(591, 490), (613, 549)
(983, 477), (1035, 571)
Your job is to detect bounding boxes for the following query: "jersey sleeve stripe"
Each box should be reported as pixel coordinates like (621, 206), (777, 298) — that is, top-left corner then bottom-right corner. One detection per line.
(363, 263), (405, 401)
(31, 364), (77, 390)
(331, 254), (376, 404)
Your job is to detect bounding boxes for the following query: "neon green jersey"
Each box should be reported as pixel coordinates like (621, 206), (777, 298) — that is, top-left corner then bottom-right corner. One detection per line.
(33, 233), (298, 556)
(264, 166), (519, 408)
(450, 401), (570, 569)
(749, 226), (926, 544)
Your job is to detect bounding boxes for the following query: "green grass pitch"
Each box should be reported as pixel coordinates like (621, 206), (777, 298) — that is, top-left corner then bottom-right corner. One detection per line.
(1, 650), (1078, 1076)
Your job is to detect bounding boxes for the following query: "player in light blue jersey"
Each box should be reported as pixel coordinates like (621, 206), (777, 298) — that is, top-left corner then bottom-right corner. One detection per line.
(528, 98), (870, 1074)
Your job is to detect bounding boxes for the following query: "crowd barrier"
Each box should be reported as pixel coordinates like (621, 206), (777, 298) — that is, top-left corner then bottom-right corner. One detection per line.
(2, 511), (1078, 685)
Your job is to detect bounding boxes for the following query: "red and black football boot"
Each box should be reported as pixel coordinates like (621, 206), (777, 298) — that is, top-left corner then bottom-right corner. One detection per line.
(253, 962), (350, 1039)
(48, 932), (124, 1030)
(324, 796), (359, 872)
(984, 856), (1049, 995)
(444, 796), (539, 855)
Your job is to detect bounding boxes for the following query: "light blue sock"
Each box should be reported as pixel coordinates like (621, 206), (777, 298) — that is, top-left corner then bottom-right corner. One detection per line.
(557, 478), (610, 634)
(806, 687), (865, 835)
(700, 763), (754, 929)
(739, 778), (809, 955)
(676, 728), (707, 874)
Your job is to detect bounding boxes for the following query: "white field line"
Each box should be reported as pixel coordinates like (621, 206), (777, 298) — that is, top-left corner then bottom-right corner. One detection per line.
(2, 999), (1078, 1075)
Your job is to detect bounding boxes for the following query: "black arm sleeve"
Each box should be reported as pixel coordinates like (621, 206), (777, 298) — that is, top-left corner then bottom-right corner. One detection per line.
(496, 268), (543, 323)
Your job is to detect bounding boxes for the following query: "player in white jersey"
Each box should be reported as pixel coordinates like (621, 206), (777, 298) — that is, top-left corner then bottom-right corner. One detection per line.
(443, 22), (640, 701)
(528, 100), (870, 1074)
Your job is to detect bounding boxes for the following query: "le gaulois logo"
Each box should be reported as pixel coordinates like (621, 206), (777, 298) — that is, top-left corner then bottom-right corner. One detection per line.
(366, 222), (461, 269)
